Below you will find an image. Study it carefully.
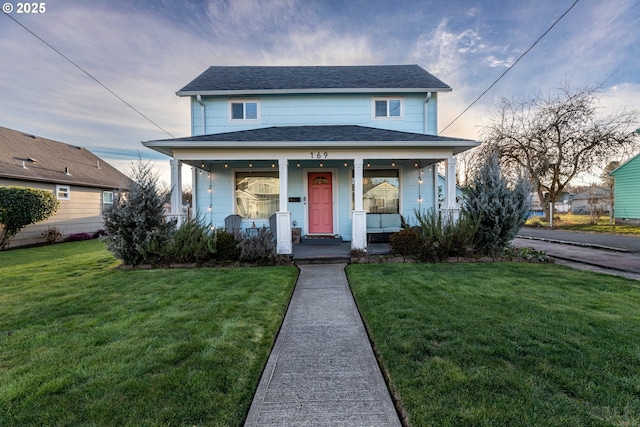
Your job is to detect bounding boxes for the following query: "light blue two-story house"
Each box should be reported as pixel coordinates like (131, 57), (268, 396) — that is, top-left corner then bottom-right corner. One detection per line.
(143, 65), (479, 254)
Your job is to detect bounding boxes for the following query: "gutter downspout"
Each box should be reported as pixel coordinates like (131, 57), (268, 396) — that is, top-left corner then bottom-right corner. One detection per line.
(196, 94), (205, 135)
(424, 92), (432, 135)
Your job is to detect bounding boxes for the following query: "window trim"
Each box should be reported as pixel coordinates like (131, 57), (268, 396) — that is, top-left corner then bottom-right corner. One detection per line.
(56, 185), (70, 201)
(228, 99), (261, 122)
(372, 97), (404, 120)
(102, 190), (114, 212)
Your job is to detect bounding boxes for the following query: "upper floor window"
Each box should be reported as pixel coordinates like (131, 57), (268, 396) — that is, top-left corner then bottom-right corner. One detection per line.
(56, 185), (70, 200)
(373, 98), (403, 119)
(229, 100), (260, 121)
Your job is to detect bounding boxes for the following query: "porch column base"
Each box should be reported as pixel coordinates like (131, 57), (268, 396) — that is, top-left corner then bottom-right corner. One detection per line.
(351, 210), (367, 251)
(276, 211), (292, 255)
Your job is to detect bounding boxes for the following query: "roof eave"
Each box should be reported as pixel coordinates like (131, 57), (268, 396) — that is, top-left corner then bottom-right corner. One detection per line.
(143, 139), (479, 154)
(176, 87), (452, 97)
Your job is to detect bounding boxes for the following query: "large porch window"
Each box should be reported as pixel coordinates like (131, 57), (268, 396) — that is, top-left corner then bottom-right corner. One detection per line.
(235, 171), (279, 219)
(354, 169), (400, 214)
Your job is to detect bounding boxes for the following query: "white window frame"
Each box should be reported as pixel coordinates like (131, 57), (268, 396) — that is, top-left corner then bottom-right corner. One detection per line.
(102, 191), (114, 211)
(56, 185), (70, 200)
(372, 97), (404, 119)
(228, 99), (261, 122)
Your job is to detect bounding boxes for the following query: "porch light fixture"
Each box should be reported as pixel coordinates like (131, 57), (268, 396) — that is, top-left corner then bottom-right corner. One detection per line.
(296, 161), (300, 168)
(271, 162), (275, 168)
(249, 161), (253, 168)
(391, 160), (396, 167)
(224, 163), (228, 168)
(367, 162), (371, 167)
(319, 162), (323, 167)
(344, 161), (348, 167)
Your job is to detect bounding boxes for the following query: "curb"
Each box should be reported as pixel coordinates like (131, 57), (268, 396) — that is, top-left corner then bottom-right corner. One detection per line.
(516, 235), (630, 253)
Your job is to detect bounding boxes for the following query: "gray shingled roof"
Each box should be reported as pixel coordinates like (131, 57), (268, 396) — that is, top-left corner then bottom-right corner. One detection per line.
(0, 126), (131, 189)
(144, 125), (479, 157)
(177, 65), (451, 95)
(157, 125), (472, 143)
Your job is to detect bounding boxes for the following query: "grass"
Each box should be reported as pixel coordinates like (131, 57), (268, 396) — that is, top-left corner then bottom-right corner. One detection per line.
(526, 213), (640, 235)
(347, 263), (640, 427)
(0, 240), (298, 426)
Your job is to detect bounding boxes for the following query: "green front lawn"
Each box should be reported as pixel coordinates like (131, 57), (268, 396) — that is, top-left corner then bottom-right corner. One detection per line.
(0, 240), (298, 426)
(527, 213), (640, 235)
(348, 263), (640, 426)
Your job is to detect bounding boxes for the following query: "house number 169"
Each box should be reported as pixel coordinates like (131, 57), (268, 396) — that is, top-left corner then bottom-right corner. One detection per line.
(311, 152), (329, 159)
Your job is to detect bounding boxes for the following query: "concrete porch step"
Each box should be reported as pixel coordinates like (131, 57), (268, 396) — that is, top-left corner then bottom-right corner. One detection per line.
(301, 235), (343, 245)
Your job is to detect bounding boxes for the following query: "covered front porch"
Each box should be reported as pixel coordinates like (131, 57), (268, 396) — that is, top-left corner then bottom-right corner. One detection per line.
(143, 125), (479, 255)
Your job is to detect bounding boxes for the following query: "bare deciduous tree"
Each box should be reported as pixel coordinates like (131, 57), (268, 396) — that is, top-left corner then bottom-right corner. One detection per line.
(481, 83), (638, 220)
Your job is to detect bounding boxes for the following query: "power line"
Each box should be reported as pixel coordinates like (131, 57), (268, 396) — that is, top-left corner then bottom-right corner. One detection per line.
(3, 12), (175, 138)
(441, 0), (581, 134)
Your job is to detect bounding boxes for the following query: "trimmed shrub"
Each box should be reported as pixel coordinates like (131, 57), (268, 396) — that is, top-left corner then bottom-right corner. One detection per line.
(42, 226), (62, 243)
(0, 186), (59, 249)
(390, 227), (422, 257)
(214, 229), (241, 262)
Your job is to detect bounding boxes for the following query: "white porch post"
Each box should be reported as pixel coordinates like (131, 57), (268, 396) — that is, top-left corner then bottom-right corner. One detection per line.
(444, 156), (459, 221)
(276, 158), (292, 255)
(351, 157), (367, 251)
(170, 158), (185, 226)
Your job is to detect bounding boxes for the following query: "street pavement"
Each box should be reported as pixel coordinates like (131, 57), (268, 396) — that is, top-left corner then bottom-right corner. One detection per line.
(515, 227), (640, 280)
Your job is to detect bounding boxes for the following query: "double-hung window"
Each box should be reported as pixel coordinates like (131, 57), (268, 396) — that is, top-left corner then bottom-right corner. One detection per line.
(229, 100), (259, 121)
(373, 98), (403, 119)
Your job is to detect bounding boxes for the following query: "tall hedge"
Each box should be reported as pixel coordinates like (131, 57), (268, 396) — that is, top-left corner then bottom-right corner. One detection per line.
(0, 186), (59, 249)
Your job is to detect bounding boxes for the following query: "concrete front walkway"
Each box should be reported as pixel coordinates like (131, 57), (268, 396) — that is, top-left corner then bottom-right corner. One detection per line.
(245, 264), (401, 426)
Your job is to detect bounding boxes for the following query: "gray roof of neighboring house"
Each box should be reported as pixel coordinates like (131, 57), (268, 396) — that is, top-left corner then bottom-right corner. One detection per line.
(0, 126), (131, 189)
(177, 65), (451, 95)
(143, 125), (479, 156)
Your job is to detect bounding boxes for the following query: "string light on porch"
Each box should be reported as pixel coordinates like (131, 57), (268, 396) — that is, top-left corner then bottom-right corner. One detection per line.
(319, 161), (323, 167)
(417, 161), (423, 204)
(271, 162), (275, 168)
(249, 161), (253, 168)
(296, 161), (301, 168)
(391, 160), (396, 167)
(344, 161), (348, 167)
(224, 162), (228, 168)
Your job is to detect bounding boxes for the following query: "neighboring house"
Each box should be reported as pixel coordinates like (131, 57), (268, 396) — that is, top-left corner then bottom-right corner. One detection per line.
(610, 154), (640, 225)
(529, 191), (570, 217)
(143, 65), (479, 254)
(0, 126), (130, 248)
(570, 187), (611, 215)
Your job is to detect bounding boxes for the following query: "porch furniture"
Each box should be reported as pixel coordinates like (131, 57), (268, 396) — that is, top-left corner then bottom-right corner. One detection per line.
(224, 214), (243, 233)
(366, 213), (402, 242)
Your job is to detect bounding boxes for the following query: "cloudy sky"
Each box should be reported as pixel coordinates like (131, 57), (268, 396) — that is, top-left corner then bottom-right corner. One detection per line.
(2, 0), (639, 186)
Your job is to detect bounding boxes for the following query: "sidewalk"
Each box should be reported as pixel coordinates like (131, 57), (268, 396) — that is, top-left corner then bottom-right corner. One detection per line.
(512, 237), (640, 280)
(245, 264), (401, 426)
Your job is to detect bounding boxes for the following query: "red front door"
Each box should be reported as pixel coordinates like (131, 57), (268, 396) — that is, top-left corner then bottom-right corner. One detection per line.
(308, 172), (333, 234)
